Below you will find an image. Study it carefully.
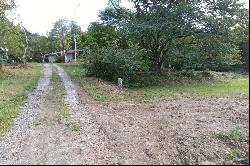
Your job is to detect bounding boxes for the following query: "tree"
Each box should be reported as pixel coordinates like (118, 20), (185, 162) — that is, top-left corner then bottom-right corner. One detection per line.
(0, 19), (24, 63)
(99, 6), (133, 27)
(48, 19), (82, 60)
(25, 32), (50, 62)
(69, 21), (81, 50)
(0, 0), (16, 69)
(0, 0), (15, 17)
(108, 0), (249, 72)
(81, 22), (118, 49)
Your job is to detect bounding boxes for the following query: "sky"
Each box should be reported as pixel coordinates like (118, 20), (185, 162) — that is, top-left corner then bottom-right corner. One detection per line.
(9, 0), (111, 35)
(7, 0), (249, 35)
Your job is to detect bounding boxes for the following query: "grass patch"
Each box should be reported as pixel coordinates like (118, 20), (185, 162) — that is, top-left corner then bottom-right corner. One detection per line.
(49, 70), (70, 120)
(0, 63), (42, 136)
(59, 63), (249, 103)
(58, 63), (87, 79)
(58, 109), (70, 119)
(67, 122), (81, 131)
(216, 128), (242, 141)
(225, 149), (246, 160)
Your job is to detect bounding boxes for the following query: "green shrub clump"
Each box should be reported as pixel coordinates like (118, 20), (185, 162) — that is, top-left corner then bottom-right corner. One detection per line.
(86, 46), (148, 83)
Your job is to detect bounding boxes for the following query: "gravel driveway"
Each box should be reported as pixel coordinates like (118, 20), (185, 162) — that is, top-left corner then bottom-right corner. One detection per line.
(0, 64), (52, 164)
(0, 64), (118, 165)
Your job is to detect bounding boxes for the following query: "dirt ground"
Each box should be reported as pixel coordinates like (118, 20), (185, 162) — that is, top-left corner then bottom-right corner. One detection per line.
(0, 64), (249, 165)
(79, 89), (249, 165)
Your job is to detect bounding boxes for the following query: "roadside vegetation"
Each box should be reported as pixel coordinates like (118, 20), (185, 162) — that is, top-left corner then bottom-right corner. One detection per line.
(225, 149), (246, 161)
(60, 63), (248, 103)
(0, 63), (42, 136)
(214, 127), (249, 163)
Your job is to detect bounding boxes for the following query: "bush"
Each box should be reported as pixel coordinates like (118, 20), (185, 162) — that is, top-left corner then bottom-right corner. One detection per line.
(179, 69), (195, 77)
(87, 46), (148, 83)
(56, 56), (64, 63)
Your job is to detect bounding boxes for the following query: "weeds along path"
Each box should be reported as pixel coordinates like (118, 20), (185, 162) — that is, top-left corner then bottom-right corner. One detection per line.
(0, 64), (52, 164)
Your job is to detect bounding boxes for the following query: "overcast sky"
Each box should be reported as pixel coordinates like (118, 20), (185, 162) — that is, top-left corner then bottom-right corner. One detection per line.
(7, 0), (249, 35)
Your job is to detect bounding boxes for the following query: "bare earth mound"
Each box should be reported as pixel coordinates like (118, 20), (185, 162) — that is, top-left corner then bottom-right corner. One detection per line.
(81, 94), (249, 165)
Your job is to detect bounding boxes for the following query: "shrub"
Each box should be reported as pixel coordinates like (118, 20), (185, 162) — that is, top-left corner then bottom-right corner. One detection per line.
(56, 56), (64, 63)
(87, 46), (148, 83)
(179, 69), (195, 77)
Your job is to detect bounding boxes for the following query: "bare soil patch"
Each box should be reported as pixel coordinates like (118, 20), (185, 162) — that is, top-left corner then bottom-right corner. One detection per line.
(77, 87), (249, 164)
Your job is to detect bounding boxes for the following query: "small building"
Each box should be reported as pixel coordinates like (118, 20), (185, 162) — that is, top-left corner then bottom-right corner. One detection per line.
(44, 53), (57, 63)
(65, 50), (78, 63)
(0, 47), (8, 62)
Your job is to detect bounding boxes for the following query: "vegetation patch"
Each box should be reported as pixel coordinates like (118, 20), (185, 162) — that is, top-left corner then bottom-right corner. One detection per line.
(216, 128), (242, 141)
(0, 63), (42, 136)
(225, 149), (246, 160)
(58, 109), (70, 119)
(67, 122), (81, 132)
(60, 64), (248, 103)
(48, 70), (70, 121)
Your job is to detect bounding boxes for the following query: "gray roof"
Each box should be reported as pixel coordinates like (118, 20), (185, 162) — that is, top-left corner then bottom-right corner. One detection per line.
(65, 50), (79, 54)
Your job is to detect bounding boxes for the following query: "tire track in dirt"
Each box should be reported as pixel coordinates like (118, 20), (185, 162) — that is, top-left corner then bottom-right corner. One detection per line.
(54, 64), (119, 164)
(17, 66), (92, 164)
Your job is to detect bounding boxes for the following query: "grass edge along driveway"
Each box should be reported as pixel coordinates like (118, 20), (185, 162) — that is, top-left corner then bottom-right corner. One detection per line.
(60, 63), (249, 103)
(0, 63), (42, 136)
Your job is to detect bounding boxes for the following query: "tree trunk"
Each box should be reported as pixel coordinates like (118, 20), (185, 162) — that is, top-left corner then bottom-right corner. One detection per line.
(153, 50), (166, 74)
(22, 57), (26, 65)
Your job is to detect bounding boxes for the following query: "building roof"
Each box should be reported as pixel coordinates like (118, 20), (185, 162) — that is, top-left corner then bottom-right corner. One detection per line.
(65, 50), (80, 54)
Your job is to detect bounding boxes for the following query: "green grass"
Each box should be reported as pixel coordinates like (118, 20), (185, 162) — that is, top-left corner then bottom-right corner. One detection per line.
(58, 63), (87, 79)
(58, 109), (70, 119)
(49, 70), (70, 120)
(59, 63), (249, 103)
(67, 122), (81, 131)
(225, 149), (246, 160)
(0, 63), (42, 136)
(216, 128), (242, 141)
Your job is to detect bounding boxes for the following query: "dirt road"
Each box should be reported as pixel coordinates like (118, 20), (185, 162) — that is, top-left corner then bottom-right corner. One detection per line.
(0, 64), (248, 165)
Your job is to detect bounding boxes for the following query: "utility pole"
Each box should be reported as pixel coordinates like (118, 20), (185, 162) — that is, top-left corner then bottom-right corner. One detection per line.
(73, 1), (80, 63)
(60, 27), (66, 63)
(74, 34), (77, 63)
